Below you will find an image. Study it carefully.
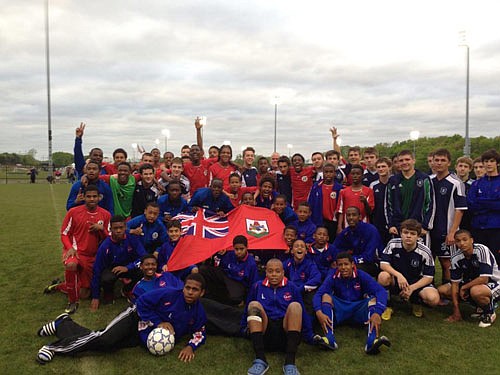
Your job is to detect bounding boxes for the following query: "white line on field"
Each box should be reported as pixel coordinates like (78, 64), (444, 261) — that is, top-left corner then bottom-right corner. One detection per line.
(49, 184), (61, 227)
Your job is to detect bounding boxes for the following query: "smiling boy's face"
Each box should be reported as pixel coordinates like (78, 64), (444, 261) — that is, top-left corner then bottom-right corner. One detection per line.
(292, 240), (307, 262)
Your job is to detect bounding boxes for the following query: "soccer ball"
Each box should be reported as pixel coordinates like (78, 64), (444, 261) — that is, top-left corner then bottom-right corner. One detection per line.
(147, 327), (175, 356)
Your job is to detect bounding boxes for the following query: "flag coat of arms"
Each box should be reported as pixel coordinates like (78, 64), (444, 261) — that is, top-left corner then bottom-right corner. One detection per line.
(167, 205), (288, 271)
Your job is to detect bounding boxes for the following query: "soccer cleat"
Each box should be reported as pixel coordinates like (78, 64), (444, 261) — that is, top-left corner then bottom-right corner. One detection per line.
(247, 359), (269, 375)
(412, 304), (423, 318)
(43, 279), (61, 294)
(381, 307), (393, 321)
(478, 312), (496, 328)
(313, 335), (338, 351)
(64, 302), (79, 314)
(37, 313), (69, 337)
(365, 336), (391, 355)
(283, 364), (301, 375)
(470, 307), (483, 319)
(37, 346), (54, 364)
(103, 292), (115, 305)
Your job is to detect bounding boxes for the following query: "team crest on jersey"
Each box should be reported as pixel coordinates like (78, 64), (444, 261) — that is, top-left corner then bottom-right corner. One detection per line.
(159, 280), (166, 287)
(472, 259), (479, 268)
(440, 187), (448, 195)
(354, 282), (361, 290)
(98, 220), (104, 225)
(300, 272), (306, 280)
(246, 219), (269, 238)
(416, 179), (423, 187)
(302, 176), (308, 182)
(238, 269), (245, 277)
(330, 192), (337, 199)
(152, 232), (159, 239)
(410, 259), (420, 268)
(283, 292), (292, 301)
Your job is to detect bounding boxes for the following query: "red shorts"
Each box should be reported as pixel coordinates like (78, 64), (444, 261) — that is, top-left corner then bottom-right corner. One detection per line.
(62, 252), (95, 289)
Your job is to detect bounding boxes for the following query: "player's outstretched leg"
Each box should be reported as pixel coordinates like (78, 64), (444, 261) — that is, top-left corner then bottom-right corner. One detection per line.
(37, 313), (69, 337)
(314, 300), (338, 350)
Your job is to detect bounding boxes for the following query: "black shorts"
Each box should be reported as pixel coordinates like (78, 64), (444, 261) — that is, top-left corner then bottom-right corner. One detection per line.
(264, 319), (286, 352)
(390, 281), (436, 305)
(430, 235), (451, 258)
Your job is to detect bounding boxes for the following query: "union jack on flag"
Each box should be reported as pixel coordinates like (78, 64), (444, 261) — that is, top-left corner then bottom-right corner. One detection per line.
(173, 209), (229, 239)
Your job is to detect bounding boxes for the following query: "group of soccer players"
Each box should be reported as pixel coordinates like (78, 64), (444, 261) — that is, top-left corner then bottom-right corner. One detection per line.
(36, 120), (500, 375)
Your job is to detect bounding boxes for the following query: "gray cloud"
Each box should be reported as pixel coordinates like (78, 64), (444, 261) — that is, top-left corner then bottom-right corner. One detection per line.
(1, 1), (499, 160)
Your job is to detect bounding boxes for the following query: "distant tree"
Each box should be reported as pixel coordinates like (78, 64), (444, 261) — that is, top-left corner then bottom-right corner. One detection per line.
(52, 152), (74, 168)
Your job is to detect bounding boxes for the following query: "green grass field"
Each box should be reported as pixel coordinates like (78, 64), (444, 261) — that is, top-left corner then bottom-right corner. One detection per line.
(1, 183), (498, 374)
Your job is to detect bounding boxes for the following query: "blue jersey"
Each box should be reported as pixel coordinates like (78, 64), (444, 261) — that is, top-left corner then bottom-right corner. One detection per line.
(243, 277), (314, 341)
(283, 257), (321, 292)
(467, 174), (500, 230)
(308, 243), (336, 280)
(218, 251), (259, 288)
(242, 167), (258, 187)
(255, 191), (278, 209)
(66, 180), (114, 215)
(431, 173), (467, 238)
(131, 181), (161, 218)
(450, 243), (500, 283)
(131, 272), (184, 303)
(362, 169), (379, 187)
(308, 179), (343, 226)
(332, 222), (382, 264)
(73, 137), (107, 179)
(136, 287), (207, 351)
(380, 238), (435, 284)
(297, 218), (316, 244)
(156, 239), (178, 271)
(127, 215), (168, 253)
(279, 206), (299, 227)
(313, 267), (387, 315)
(276, 172), (293, 204)
(387, 170), (434, 230)
(370, 180), (389, 238)
(157, 194), (188, 219)
(91, 234), (146, 298)
(188, 187), (234, 213)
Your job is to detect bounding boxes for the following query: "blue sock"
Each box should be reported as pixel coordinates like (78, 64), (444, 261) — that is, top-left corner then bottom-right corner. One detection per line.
(321, 302), (336, 343)
(366, 312), (377, 348)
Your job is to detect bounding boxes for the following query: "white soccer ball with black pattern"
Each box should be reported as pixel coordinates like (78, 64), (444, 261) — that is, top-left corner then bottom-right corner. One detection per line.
(147, 327), (175, 355)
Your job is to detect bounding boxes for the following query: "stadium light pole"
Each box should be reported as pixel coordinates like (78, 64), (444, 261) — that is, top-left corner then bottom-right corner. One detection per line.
(287, 144), (293, 157)
(131, 143), (137, 162)
(272, 96), (280, 153)
(410, 130), (420, 158)
(45, 0), (53, 175)
(161, 129), (170, 152)
(459, 31), (470, 157)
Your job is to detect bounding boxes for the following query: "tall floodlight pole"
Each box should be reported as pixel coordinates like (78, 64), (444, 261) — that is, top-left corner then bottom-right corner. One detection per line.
(161, 129), (170, 152)
(410, 130), (420, 158)
(272, 96), (279, 153)
(459, 31), (470, 157)
(45, 0), (53, 174)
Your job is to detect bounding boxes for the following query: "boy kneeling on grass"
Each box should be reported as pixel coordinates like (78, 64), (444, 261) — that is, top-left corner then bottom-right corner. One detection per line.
(377, 219), (440, 319)
(313, 252), (390, 354)
(438, 229), (500, 328)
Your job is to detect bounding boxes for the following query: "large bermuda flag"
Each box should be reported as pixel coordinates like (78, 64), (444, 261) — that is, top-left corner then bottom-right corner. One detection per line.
(167, 205), (288, 271)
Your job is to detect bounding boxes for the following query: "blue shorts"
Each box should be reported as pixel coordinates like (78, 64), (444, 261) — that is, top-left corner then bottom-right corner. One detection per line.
(332, 295), (369, 326)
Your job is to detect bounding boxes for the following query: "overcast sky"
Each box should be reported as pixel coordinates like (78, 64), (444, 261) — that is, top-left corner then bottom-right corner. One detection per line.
(1, 0), (499, 160)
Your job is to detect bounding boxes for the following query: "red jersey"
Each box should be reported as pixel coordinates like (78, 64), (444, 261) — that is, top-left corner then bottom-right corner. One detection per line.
(103, 163), (118, 175)
(60, 205), (111, 257)
(290, 166), (315, 209)
(336, 186), (374, 228)
(183, 158), (217, 195)
(227, 186), (258, 207)
(209, 162), (239, 192)
(321, 184), (340, 221)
